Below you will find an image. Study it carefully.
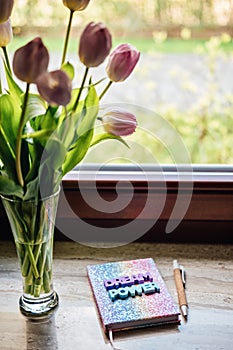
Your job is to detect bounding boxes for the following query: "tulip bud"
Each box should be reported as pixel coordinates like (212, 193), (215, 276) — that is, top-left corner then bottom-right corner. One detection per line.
(79, 22), (112, 67)
(106, 44), (140, 82)
(13, 37), (49, 84)
(0, 19), (13, 47)
(36, 70), (72, 106)
(101, 109), (137, 136)
(62, 0), (90, 11)
(0, 0), (14, 24)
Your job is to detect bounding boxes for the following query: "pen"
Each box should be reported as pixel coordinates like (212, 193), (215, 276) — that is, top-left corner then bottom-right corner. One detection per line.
(173, 259), (188, 319)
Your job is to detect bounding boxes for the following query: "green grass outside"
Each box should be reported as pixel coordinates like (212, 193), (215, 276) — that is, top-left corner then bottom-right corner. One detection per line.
(115, 37), (233, 53)
(8, 35), (233, 54)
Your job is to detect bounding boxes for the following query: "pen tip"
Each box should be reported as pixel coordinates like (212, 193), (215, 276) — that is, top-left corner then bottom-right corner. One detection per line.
(181, 305), (188, 319)
(173, 259), (179, 269)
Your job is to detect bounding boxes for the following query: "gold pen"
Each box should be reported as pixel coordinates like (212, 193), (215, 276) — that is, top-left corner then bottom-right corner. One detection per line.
(173, 259), (188, 319)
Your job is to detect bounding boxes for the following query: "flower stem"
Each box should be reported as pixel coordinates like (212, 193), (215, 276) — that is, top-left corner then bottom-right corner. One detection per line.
(72, 67), (89, 112)
(61, 10), (74, 65)
(2, 46), (12, 74)
(61, 107), (69, 144)
(99, 80), (113, 100)
(25, 244), (40, 280)
(16, 83), (30, 188)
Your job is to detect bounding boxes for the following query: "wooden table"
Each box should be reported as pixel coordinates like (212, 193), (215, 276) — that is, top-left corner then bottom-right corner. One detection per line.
(0, 241), (233, 350)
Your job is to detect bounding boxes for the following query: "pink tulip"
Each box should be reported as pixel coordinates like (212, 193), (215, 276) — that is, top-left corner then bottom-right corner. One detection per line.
(0, 19), (12, 47)
(79, 22), (112, 67)
(62, 0), (90, 11)
(36, 70), (72, 106)
(0, 0), (14, 24)
(106, 44), (140, 82)
(13, 37), (49, 84)
(101, 109), (137, 136)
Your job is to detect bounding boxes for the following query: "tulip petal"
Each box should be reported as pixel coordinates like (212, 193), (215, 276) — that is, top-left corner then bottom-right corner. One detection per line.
(0, 19), (13, 47)
(79, 22), (112, 67)
(36, 70), (72, 106)
(101, 109), (137, 136)
(13, 37), (49, 84)
(0, 0), (14, 24)
(106, 44), (140, 82)
(63, 0), (90, 12)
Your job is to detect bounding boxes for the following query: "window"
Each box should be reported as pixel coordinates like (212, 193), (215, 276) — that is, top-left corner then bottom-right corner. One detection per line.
(1, 1), (232, 244)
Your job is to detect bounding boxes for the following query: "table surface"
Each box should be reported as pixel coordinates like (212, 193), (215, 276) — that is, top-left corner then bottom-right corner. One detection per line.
(0, 241), (233, 350)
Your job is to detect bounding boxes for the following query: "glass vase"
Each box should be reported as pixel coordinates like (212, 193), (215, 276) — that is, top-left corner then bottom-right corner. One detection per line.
(1, 188), (60, 321)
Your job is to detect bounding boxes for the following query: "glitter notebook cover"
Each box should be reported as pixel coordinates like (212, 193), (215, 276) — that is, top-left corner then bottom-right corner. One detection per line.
(87, 258), (180, 334)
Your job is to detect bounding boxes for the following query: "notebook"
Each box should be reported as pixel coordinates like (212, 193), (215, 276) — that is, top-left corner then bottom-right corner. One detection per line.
(87, 258), (180, 337)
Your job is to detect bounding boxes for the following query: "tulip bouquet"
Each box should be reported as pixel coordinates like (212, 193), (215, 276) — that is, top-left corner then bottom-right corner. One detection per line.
(0, 0), (140, 306)
(0, 0), (140, 200)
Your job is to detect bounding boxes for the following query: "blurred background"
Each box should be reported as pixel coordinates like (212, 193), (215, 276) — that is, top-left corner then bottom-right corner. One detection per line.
(8, 0), (233, 164)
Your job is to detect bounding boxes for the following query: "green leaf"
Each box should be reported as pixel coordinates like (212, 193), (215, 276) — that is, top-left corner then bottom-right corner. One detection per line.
(40, 106), (60, 130)
(23, 176), (40, 201)
(25, 140), (43, 183)
(0, 175), (23, 197)
(61, 84), (99, 175)
(29, 106), (60, 149)
(0, 94), (21, 151)
(3, 60), (23, 104)
(65, 88), (83, 115)
(38, 137), (66, 197)
(57, 111), (77, 149)
(61, 62), (75, 81)
(41, 135), (67, 171)
(56, 92), (84, 149)
(25, 93), (46, 123)
(91, 133), (129, 148)
(62, 129), (94, 175)
(22, 129), (54, 140)
(56, 89), (83, 137)
(0, 126), (17, 181)
(25, 136), (66, 199)
(77, 84), (99, 137)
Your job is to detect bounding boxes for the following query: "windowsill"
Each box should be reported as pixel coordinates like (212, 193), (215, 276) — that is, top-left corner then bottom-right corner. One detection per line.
(64, 164), (233, 184)
(1, 241), (233, 349)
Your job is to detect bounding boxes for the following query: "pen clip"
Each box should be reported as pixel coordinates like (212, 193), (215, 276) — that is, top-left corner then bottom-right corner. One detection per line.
(179, 265), (186, 287)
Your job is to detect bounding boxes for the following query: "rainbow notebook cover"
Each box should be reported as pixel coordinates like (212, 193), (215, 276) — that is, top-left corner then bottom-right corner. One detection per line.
(87, 258), (180, 334)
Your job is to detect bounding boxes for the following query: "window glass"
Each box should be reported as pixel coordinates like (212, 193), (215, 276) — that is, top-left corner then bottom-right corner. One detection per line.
(88, 1), (233, 165)
(9, 0), (233, 165)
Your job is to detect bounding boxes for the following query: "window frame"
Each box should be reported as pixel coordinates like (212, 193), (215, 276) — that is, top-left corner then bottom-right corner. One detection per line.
(1, 164), (232, 243)
(57, 164), (233, 243)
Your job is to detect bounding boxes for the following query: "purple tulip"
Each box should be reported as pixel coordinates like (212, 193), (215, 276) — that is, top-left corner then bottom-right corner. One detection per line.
(79, 22), (112, 67)
(101, 109), (137, 136)
(13, 37), (49, 84)
(62, 0), (90, 11)
(36, 70), (72, 106)
(106, 44), (140, 82)
(0, 19), (12, 47)
(0, 0), (14, 24)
